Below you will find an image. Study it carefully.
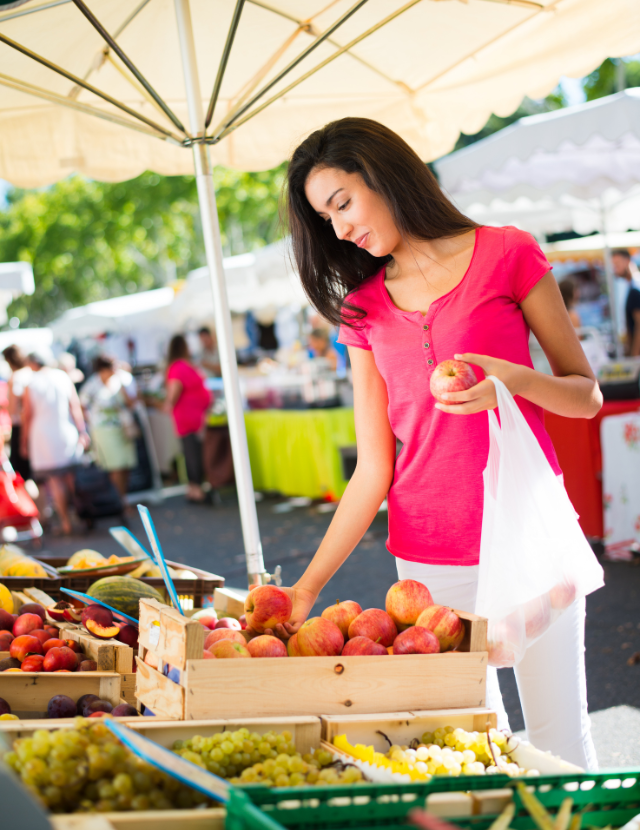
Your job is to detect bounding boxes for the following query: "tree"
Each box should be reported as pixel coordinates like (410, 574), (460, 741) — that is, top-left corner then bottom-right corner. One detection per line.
(583, 57), (640, 101)
(0, 164), (287, 326)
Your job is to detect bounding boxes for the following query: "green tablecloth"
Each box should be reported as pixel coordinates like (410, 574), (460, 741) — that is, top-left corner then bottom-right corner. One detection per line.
(244, 408), (356, 500)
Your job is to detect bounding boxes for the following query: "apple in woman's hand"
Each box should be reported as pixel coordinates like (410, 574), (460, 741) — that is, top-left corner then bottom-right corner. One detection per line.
(430, 359), (477, 404)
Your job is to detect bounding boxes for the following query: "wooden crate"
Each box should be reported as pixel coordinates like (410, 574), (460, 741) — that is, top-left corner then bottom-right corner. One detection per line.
(50, 811), (225, 830)
(0, 670), (121, 718)
(55, 622), (134, 674)
(136, 598), (488, 721)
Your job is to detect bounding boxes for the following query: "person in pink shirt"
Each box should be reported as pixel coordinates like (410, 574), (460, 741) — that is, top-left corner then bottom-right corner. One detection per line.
(274, 118), (602, 768)
(165, 335), (211, 503)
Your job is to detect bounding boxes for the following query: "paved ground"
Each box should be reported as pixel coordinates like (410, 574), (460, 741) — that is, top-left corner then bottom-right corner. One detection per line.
(26, 489), (640, 767)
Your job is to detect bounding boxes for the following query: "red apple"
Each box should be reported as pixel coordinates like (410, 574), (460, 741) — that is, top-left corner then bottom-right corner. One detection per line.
(214, 617), (242, 631)
(244, 586), (292, 634)
(13, 613), (44, 637)
(342, 636), (388, 656)
(198, 615), (218, 630)
(10, 634), (43, 661)
(21, 654), (45, 672)
(430, 359), (477, 404)
(204, 629), (246, 650)
(203, 650), (216, 659)
(415, 605), (465, 652)
(208, 640), (251, 659)
(246, 635), (288, 658)
(393, 626), (440, 655)
(297, 617), (344, 656)
(321, 600), (363, 639)
(385, 580), (434, 631)
(0, 609), (14, 631)
(348, 609), (397, 647)
(287, 633), (301, 657)
(238, 615), (247, 630)
(549, 581), (576, 610)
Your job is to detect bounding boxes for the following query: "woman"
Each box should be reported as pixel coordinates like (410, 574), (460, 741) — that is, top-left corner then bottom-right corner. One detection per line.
(274, 118), (602, 768)
(2, 345), (32, 481)
(79, 355), (137, 506)
(21, 351), (88, 535)
(165, 335), (211, 503)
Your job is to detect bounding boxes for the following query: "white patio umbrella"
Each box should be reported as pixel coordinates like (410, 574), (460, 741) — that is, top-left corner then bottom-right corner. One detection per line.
(2, 1), (640, 585)
(435, 89), (640, 355)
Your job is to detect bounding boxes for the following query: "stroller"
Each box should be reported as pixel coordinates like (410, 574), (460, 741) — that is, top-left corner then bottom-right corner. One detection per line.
(0, 454), (41, 542)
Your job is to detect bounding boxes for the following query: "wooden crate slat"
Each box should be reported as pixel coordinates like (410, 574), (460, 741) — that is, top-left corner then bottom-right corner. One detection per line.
(135, 657), (185, 719)
(0, 671), (121, 717)
(139, 599), (203, 670)
(59, 625), (134, 674)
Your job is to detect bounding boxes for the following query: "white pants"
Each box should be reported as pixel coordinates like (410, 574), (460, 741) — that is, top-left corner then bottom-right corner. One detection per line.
(396, 559), (597, 770)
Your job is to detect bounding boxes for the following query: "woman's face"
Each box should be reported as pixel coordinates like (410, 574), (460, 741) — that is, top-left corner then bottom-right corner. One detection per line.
(304, 167), (401, 257)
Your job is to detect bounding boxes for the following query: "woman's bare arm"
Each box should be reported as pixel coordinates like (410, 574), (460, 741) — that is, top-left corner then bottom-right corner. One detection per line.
(435, 273), (603, 419)
(268, 346), (397, 636)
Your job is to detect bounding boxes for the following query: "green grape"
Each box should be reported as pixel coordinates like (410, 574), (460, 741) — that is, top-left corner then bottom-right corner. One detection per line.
(258, 741), (271, 756)
(220, 740), (234, 754)
(113, 773), (133, 796)
(274, 773), (290, 787)
(131, 794), (150, 811)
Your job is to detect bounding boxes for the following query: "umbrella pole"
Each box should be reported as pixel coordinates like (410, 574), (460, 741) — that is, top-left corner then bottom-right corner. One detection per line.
(600, 199), (623, 359)
(175, 0), (266, 587)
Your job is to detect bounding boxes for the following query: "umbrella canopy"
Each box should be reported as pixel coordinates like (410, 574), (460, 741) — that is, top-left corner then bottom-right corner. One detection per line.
(2, 0), (640, 185)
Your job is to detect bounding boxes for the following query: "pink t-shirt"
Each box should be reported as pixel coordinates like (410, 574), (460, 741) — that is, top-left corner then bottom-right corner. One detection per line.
(166, 359), (211, 437)
(338, 225), (561, 567)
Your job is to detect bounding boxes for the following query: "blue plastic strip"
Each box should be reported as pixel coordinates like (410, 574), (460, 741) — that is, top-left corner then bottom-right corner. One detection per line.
(109, 526), (154, 562)
(105, 720), (230, 803)
(60, 587), (139, 627)
(137, 504), (184, 615)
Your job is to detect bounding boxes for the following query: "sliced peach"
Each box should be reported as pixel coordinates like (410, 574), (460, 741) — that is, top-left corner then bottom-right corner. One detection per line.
(85, 619), (120, 640)
(46, 601), (72, 623)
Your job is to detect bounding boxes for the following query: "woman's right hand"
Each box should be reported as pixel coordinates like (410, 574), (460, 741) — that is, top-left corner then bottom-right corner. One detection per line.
(252, 584), (317, 640)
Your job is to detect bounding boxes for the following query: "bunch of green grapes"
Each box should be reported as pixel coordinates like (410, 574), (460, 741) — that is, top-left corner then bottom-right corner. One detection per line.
(4, 718), (210, 814)
(173, 730), (365, 788)
(386, 726), (527, 778)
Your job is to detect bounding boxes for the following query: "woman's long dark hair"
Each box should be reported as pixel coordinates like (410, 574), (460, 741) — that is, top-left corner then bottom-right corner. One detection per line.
(167, 334), (189, 365)
(286, 117), (478, 326)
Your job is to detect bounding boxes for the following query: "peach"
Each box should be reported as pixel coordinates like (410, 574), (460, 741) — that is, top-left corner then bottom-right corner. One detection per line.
(116, 624), (138, 648)
(63, 639), (83, 653)
(47, 602), (72, 623)
(62, 605), (83, 623)
(342, 636), (388, 656)
(393, 626), (440, 654)
(0, 631), (14, 647)
(13, 613), (44, 638)
(10, 634), (43, 661)
(385, 580), (433, 631)
(21, 654), (45, 672)
(0, 609), (13, 631)
(85, 619), (120, 640)
(30, 630), (51, 646)
(43, 638), (66, 653)
(348, 609), (397, 647)
(287, 633), (301, 657)
(18, 603), (46, 622)
(321, 600), (363, 639)
(297, 617), (344, 656)
(246, 635), (288, 658)
(77, 660), (98, 672)
(43, 646), (77, 672)
(244, 586), (292, 634)
(204, 629), (246, 650)
(208, 640), (251, 659)
(415, 605), (465, 652)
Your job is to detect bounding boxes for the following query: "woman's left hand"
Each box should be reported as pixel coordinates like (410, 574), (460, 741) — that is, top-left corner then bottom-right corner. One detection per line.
(434, 353), (527, 415)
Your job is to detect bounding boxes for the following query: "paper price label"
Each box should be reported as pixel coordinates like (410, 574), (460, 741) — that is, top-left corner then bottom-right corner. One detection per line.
(149, 620), (161, 648)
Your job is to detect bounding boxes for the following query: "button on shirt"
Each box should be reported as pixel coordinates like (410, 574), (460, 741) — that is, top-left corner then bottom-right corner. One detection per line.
(338, 225), (561, 566)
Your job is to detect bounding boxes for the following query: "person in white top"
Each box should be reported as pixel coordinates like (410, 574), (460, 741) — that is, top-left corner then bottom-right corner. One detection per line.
(2, 345), (32, 481)
(21, 352), (88, 535)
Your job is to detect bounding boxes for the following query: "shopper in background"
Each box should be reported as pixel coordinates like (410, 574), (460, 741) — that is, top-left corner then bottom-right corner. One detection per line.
(58, 352), (85, 389)
(2, 345), (32, 481)
(308, 328), (339, 370)
(198, 326), (221, 377)
(612, 249), (640, 347)
(21, 351), (88, 535)
(165, 335), (211, 503)
(558, 279), (582, 330)
(79, 355), (137, 508)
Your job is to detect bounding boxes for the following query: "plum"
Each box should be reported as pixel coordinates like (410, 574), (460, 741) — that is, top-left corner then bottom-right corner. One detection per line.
(0, 697), (10, 715)
(83, 699), (113, 716)
(76, 693), (99, 715)
(77, 660), (97, 672)
(116, 624), (138, 648)
(0, 609), (14, 631)
(47, 694), (77, 718)
(111, 703), (138, 717)
(18, 603), (46, 622)
(0, 657), (21, 671)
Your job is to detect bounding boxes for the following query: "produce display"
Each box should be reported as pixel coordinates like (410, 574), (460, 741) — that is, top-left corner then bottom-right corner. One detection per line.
(195, 580), (466, 660)
(61, 548), (198, 581)
(172, 727), (364, 787)
(332, 725), (535, 781)
(0, 545), (49, 578)
(87, 576), (164, 619)
(0, 606), (99, 674)
(4, 718), (208, 813)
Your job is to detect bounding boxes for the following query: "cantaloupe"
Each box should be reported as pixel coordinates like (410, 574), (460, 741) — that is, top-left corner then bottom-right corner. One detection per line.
(87, 576), (164, 619)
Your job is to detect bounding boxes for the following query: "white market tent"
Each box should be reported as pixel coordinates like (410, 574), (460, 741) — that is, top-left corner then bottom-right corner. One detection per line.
(435, 89), (640, 354)
(3, 0), (640, 584)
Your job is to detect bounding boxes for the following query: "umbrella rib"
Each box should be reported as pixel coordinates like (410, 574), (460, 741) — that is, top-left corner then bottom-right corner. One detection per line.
(70, 0), (187, 135)
(209, 0), (371, 141)
(0, 72), (177, 142)
(204, 0), (246, 130)
(0, 30), (183, 142)
(0, 0), (71, 23)
(211, 0), (422, 143)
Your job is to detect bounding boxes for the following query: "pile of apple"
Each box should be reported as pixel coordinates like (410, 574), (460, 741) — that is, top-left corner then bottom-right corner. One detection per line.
(197, 580), (465, 659)
(0, 604), (99, 673)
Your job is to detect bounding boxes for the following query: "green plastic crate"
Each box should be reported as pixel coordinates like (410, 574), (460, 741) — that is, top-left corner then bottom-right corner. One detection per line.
(225, 770), (640, 830)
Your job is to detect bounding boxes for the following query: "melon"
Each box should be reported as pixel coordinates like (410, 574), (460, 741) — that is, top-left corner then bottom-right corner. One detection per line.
(87, 576), (164, 619)
(67, 549), (106, 569)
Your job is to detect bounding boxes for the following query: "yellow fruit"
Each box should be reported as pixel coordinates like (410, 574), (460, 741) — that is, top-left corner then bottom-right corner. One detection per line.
(0, 713), (18, 720)
(0, 582), (12, 613)
(128, 561), (155, 579)
(67, 549), (105, 569)
(4, 560), (47, 578)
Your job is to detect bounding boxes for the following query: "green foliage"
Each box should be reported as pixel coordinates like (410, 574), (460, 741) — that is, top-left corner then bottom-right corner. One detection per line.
(583, 57), (640, 101)
(0, 164), (286, 326)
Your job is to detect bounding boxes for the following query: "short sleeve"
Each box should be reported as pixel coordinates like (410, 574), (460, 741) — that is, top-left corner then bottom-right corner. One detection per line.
(166, 361), (185, 382)
(503, 226), (552, 304)
(337, 291), (372, 351)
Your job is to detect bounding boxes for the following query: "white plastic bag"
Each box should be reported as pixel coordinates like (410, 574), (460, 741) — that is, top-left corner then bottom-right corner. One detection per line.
(475, 376), (604, 668)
